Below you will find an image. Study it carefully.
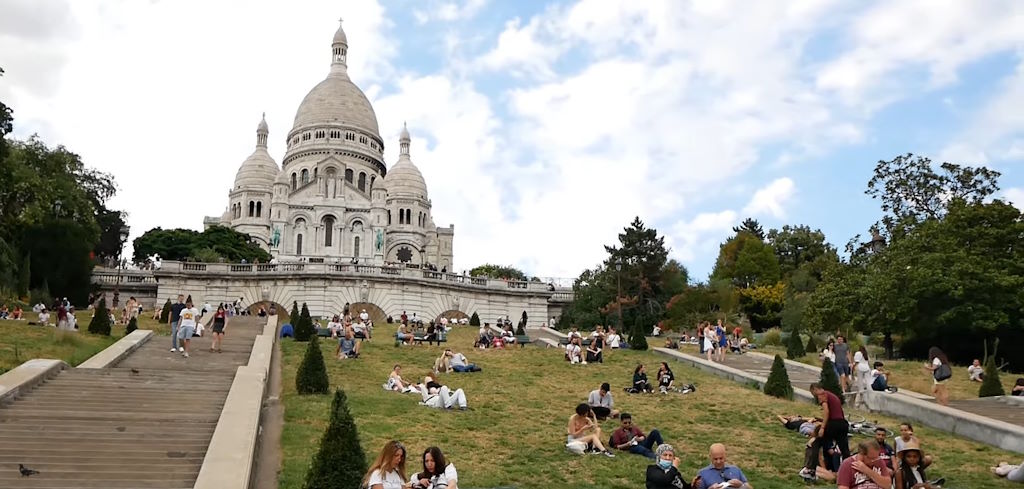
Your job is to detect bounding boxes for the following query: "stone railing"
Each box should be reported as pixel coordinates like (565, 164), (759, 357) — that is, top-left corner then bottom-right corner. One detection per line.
(91, 269), (158, 286)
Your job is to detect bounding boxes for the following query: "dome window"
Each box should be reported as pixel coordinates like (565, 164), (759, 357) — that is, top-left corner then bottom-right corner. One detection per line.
(346, 132), (355, 141)
(291, 173), (297, 190)
(248, 201), (255, 217)
(358, 172), (366, 191)
(345, 168), (354, 183)
(353, 236), (361, 257)
(323, 216), (335, 247)
(301, 169), (309, 185)
(256, 202), (262, 218)
(359, 136), (368, 144)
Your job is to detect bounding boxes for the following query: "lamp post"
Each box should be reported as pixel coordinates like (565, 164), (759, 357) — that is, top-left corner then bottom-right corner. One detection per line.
(615, 258), (623, 331)
(113, 225), (130, 304)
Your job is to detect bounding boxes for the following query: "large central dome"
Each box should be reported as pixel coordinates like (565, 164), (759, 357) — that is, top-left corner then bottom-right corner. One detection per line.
(290, 21), (380, 138)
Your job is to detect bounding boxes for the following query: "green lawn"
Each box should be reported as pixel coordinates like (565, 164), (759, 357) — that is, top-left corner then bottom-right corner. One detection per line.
(280, 326), (1021, 489)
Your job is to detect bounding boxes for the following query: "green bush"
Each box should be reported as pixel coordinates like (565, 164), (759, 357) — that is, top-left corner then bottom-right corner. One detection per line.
(804, 334), (818, 354)
(126, 316), (138, 335)
(979, 341), (1005, 398)
(159, 298), (172, 323)
(763, 328), (782, 346)
(295, 303), (316, 341)
(764, 354), (794, 400)
(786, 327), (805, 360)
(88, 299), (112, 336)
(303, 388), (367, 489)
(296, 336), (329, 395)
(469, 311), (480, 327)
(629, 318), (648, 350)
(818, 357), (844, 404)
(290, 301), (300, 327)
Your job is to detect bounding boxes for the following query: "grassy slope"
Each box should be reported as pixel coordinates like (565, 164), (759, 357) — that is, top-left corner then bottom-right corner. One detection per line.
(280, 326), (1020, 489)
(0, 311), (170, 373)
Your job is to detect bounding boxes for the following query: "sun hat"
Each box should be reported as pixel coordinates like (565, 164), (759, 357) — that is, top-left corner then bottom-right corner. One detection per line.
(897, 439), (922, 456)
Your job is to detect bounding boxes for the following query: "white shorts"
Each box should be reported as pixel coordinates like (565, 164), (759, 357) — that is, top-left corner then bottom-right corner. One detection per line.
(177, 325), (196, 339)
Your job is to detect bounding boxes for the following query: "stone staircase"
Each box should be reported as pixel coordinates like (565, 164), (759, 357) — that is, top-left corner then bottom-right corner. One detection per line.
(0, 316), (263, 489)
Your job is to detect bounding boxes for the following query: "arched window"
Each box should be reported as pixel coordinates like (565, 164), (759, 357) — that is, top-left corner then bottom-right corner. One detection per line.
(345, 168), (353, 183)
(387, 210), (392, 225)
(323, 216), (335, 247)
(291, 173), (297, 190)
(352, 219), (363, 232)
(301, 169), (309, 185)
(314, 167), (318, 179)
(256, 201), (262, 218)
(370, 175), (375, 190)
(353, 236), (360, 257)
(398, 209), (405, 225)
(358, 172), (366, 191)
(296, 234), (303, 256)
(248, 201), (255, 217)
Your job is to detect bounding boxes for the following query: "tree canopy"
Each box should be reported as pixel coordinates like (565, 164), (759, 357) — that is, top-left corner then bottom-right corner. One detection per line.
(132, 225), (270, 263)
(468, 263), (527, 281)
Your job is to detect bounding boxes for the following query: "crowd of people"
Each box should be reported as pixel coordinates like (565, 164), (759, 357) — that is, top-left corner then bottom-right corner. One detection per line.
(382, 364), (469, 410)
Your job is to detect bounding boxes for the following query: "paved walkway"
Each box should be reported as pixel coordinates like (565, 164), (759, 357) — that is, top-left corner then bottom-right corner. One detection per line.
(948, 397), (1024, 428)
(0, 316), (263, 489)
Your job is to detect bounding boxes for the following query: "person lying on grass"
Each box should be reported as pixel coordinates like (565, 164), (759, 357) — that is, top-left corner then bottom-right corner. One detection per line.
(610, 412), (665, 459)
(417, 373), (468, 410)
(777, 414), (820, 437)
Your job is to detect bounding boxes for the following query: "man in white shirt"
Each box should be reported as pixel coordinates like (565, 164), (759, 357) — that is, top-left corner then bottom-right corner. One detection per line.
(606, 327), (622, 349)
(359, 309), (369, 324)
(177, 298), (200, 358)
(588, 382), (620, 420)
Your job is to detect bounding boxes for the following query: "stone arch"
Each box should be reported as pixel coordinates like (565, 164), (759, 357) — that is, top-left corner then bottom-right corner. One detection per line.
(437, 309), (468, 322)
(346, 302), (387, 326)
(246, 300), (290, 321)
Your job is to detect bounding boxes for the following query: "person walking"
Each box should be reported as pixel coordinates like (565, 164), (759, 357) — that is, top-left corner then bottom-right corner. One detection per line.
(168, 294), (186, 352)
(176, 297), (200, 358)
(209, 303), (228, 353)
(924, 346), (951, 406)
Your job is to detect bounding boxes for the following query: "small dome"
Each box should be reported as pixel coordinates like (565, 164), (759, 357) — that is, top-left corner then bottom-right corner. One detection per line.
(292, 72), (379, 137)
(333, 21), (348, 45)
(384, 157), (427, 199)
(257, 113), (269, 133)
(233, 148), (279, 190)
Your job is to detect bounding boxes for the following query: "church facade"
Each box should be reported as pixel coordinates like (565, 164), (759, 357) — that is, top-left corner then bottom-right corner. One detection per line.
(206, 21), (454, 270)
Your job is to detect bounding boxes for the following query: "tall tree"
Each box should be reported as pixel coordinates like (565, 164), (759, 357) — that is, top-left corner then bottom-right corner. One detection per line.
(712, 232), (781, 288)
(732, 217), (765, 240)
(766, 225), (838, 282)
(132, 225), (270, 263)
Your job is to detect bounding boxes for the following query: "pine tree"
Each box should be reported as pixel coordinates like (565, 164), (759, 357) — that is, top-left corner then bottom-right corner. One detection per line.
(126, 316), (138, 335)
(804, 334), (818, 354)
(786, 327), (804, 359)
(295, 302), (316, 341)
(296, 335), (329, 395)
(819, 357), (844, 404)
(303, 388), (367, 489)
(629, 317), (649, 350)
(764, 354), (794, 400)
(88, 297), (112, 336)
(290, 301), (300, 327)
(469, 311), (480, 326)
(159, 298), (172, 323)
(979, 340), (1005, 398)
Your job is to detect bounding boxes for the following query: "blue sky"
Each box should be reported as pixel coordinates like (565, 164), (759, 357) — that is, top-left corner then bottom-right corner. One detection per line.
(2, 0), (1022, 281)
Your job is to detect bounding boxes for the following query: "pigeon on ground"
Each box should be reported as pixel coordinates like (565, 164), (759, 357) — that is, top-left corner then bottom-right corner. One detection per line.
(19, 464), (39, 477)
(130, 368), (140, 375)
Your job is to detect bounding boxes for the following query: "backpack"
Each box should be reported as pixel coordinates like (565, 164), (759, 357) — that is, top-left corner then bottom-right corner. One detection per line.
(933, 362), (952, 382)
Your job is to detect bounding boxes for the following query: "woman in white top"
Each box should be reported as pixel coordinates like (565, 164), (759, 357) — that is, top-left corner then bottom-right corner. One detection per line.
(565, 336), (583, 364)
(853, 346), (871, 392)
(703, 324), (717, 362)
(924, 347), (951, 406)
(363, 440), (408, 489)
(605, 327), (621, 349)
(410, 446), (458, 489)
(327, 315), (344, 337)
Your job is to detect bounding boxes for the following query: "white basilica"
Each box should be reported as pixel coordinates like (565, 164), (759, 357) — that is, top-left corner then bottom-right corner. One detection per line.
(206, 21), (455, 270)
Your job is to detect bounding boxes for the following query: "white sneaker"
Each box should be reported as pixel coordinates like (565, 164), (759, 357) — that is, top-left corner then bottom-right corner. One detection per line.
(178, 346), (185, 352)
(183, 352), (189, 358)
(170, 348), (177, 352)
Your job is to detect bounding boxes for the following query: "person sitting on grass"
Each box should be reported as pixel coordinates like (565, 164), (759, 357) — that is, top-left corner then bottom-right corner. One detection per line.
(586, 334), (604, 363)
(836, 440), (892, 489)
(363, 440), (408, 489)
(968, 359), (985, 382)
(656, 362), (675, 394)
(610, 412), (665, 459)
(565, 336), (584, 364)
(449, 349), (481, 372)
(327, 315), (344, 338)
(11, 306), (23, 320)
(695, 443), (752, 489)
(628, 364), (653, 394)
(566, 403), (615, 457)
(607, 326), (625, 349)
(433, 350), (452, 374)
(870, 362), (898, 393)
(409, 446), (458, 489)
(475, 323), (493, 348)
(37, 308), (50, 326)
(501, 324), (517, 345)
(568, 326), (582, 340)
(895, 422), (932, 469)
(418, 373), (468, 410)
(664, 337), (679, 349)
(0, 304), (8, 319)
(588, 382), (620, 420)
(384, 365), (418, 393)
(894, 440), (945, 489)
(800, 422), (838, 482)
(1014, 378), (1024, 396)
(777, 414), (820, 437)
(874, 427), (895, 471)
(336, 329), (360, 359)
(646, 444), (700, 489)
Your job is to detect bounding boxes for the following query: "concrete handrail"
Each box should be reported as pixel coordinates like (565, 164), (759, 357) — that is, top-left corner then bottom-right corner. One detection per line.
(0, 359), (68, 405)
(77, 330), (154, 369)
(654, 347), (816, 402)
(194, 314), (278, 489)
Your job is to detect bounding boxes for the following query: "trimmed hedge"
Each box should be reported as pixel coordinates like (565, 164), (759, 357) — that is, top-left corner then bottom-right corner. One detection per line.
(303, 388), (367, 489)
(764, 354), (794, 400)
(296, 335), (329, 395)
(88, 299), (112, 336)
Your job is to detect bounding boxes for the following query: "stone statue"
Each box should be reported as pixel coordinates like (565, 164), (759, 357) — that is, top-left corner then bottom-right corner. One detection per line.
(271, 227), (281, 247)
(375, 229), (384, 252)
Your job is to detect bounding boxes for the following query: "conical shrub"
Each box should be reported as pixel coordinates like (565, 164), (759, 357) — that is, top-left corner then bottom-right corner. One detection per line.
(629, 317), (648, 350)
(303, 388), (367, 489)
(804, 334), (818, 354)
(159, 299), (172, 323)
(786, 327), (805, 359)
(88, 298), (112, 336)
(290, 301), (300, 327)
(764, 354), (794, 400)
(979, 340), (1005, 398)
(294, 302), (316, 341)
(126, 316), (138, 335)
(819, 357), (844, 404)
(469, 311), (480, 326)
(296, 336), (329, 395)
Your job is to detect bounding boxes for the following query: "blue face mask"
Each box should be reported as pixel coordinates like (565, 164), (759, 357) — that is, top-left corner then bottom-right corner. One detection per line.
(658, 459), (673, 469)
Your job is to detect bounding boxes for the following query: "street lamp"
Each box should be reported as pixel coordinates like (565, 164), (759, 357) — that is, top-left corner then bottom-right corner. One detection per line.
(113, 225), (130, 306)
(615, 258), (623, 330)
(53, 200), (62, 216)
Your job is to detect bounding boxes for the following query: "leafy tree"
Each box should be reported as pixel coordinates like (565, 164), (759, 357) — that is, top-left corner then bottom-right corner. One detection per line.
(126, 316), (138, 335)
(294, 302), (317, 341)
(763, 354), (793, 400)
(979, 340), (1005, 398)
(469, 311), (480, 326)
(733, 217), (765, 240)
(296, 336), (329, 394)
(158, 299), (172, 323)
(93, 208), (128, 265)
(738, 283), (785, 331)
(290, 301), (300, 327)
(16, 251), (29, 298)
(303, 389), (367, 489)
(469, 264), (527, 281)
(767, 225), (838, 282)
(131, 225), (270, 263)
(88, 298), (112, 336)
(786, 325), (804, 360)
(818, 358), (844, 404)
(712, 232), (780, 288)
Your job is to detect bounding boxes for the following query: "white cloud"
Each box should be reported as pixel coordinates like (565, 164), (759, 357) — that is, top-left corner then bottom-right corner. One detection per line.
(476, 16), (563, 78)
(743, 178), (796, 219)
(1005, 188), (1024, 211)
(940, 59), (1024, 164)
(413, 0), (488, 24)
